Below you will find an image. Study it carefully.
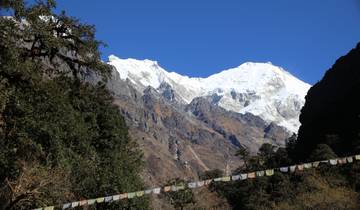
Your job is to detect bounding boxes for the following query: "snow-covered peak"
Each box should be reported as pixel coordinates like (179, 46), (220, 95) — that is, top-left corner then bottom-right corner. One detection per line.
(108, 54), (167, 88)
(108, 55), (311, 133)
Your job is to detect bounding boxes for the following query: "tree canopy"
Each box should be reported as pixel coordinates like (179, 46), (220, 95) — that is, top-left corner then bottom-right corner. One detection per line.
(0, 1), (149, 209)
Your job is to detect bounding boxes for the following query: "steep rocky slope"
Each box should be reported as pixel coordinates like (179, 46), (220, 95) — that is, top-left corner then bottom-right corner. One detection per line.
(100, 69), (291, 186)
(295, 43), (360, 160)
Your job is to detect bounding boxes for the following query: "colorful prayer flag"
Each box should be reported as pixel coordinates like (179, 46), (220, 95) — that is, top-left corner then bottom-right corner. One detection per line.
(136, 191), (145, 197)
(304, 163), (312, 169)
(232, 175), (240, 181)
(265, 169), (274, 176)
(289, 165), (296, 172)
(280, 167), (288, 173)
(338, 158), (347, 164)
(221, 176), (231, 182)
(204, 179), (212, 185)
(62, 203), (71, 209)
(163, 186), (171, 192)
(153, 188), (161, 194)
(112, 195), (120, 201)
(330, 159), (338, 165)
(96, 197), (105, 203)
(247, 172), (256, 178)
(347, 157), (353, 163)
(119, 193), (128, 199)
(240, 174), (248, 180)
(197, 181), (205, 187)
(127, 192), (136, 199)
(87, 199), (96, 205)
(79, 200), (87, 206)
(188, 182), (197, 188)
(312, 161), (320, 168)
(144, 189), (153, 194)
(105, 196), (113, 202)
(355, 155), (360, 160)
(214, 177), (222, 182)
(297, 164), (304, 171)
(71, 202), (79, 208)
(256, 171), (265, 177)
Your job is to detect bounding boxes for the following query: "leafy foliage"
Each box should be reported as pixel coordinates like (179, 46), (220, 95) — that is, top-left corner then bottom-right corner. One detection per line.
(0, 1), (149, 209)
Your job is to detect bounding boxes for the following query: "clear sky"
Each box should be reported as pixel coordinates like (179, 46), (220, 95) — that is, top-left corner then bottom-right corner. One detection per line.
(54, 0), (360, 84)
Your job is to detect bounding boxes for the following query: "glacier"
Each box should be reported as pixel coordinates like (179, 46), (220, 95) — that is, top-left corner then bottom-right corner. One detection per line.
(108, 55), (311, 133)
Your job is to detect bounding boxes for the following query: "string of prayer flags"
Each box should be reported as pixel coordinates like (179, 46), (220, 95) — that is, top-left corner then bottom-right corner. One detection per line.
(33, 154), (360, 210)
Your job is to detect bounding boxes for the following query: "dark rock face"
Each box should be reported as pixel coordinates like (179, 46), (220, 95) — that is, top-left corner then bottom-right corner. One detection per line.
(295, 43), (360, 160)
(157, 82), (175, 102)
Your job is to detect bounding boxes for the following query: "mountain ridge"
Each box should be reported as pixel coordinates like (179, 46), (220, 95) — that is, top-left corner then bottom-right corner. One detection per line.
(108, 55), (311, 133)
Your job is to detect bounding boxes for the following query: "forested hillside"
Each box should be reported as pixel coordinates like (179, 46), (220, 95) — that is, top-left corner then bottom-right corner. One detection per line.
(0, 1), (149, 209)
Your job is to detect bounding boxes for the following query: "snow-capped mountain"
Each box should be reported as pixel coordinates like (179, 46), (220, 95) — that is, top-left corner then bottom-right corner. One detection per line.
(108, 55), (311, 133)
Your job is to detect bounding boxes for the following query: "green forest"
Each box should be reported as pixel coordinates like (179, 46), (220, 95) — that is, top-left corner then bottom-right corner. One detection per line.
(1, 0), (360, 210)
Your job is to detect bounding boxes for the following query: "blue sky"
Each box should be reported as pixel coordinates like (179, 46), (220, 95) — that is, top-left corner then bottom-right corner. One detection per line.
(55, 0), (360, 84)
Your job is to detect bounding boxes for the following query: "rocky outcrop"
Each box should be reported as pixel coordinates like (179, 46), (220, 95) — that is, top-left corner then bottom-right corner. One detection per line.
(295, 43), (360, 161)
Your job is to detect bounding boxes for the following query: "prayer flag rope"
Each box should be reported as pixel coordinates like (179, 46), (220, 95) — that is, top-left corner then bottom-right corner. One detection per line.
(33, 154), (360, 210)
